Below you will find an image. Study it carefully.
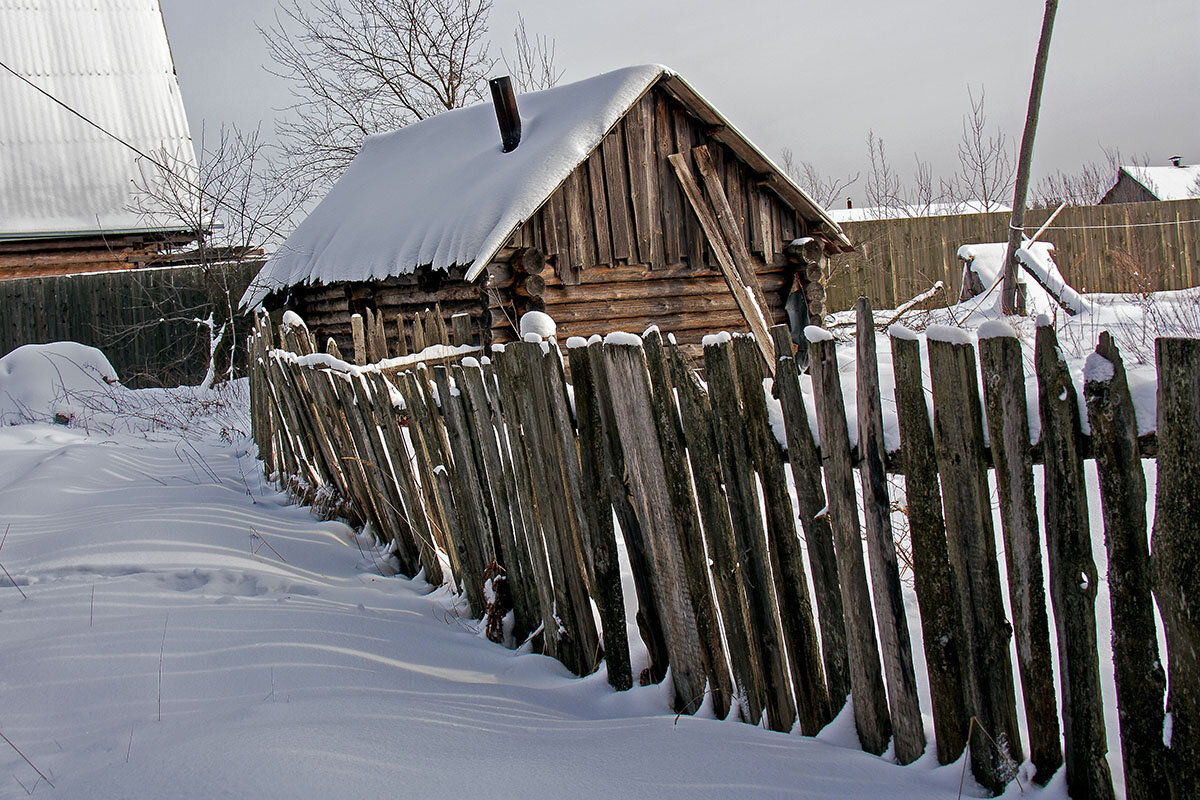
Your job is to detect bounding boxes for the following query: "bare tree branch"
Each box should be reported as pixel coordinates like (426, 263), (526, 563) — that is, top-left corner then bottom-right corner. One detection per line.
(779, 147), (859, 209)
(502, 12), (563, 92)
(260, 0), (497, 191)
(941, 86), (1014, 212)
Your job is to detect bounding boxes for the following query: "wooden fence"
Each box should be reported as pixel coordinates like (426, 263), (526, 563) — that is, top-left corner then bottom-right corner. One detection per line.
(0, 261), (262, 388)
(249, 305), (1198, 799)
(829, 198), (1200, 312)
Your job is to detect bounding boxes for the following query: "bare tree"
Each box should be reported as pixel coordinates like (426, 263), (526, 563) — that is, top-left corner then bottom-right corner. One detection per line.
(261, 0), (496, 191)
(941, 87), (1015, 212)
(502, 12), (563, 92)
(864, 130), (904, 217)
(779, 147), (859, 209)
(1033, 146), (1152, 207)
(127, 125), (310, 386)
(909, 156), (939, 216)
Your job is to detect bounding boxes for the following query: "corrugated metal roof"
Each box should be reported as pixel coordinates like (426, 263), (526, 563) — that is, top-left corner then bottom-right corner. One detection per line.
(0, 0), (195, 239)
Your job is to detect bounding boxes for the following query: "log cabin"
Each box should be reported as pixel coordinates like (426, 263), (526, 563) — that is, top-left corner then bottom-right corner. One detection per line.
(244, 65), (853, 362)
(0, 0), (197, 280)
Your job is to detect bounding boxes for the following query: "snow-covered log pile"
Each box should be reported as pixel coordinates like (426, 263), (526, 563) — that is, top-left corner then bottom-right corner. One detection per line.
(249, 300), (1199, 799)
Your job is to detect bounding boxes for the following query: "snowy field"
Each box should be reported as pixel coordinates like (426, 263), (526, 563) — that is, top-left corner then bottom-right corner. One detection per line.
(2, 283), (1196, 797)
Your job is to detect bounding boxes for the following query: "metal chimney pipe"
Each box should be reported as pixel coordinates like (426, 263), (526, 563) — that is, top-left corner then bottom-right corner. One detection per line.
(489, 76), (521, 153)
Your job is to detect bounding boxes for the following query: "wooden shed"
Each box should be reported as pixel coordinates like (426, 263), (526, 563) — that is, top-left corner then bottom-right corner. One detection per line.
(0, 0), (197, 280)
(245, 65), (852, 362)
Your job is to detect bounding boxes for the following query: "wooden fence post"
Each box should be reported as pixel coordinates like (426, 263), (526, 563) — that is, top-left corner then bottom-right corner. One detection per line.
(667, 343), (766, 725)
(705, 337), (798, 732)
(853, 298), (925, 764)
(889, 329), (970, 766)
(351, 313), (366, 365)
(565, 342), (632, 691)
(602, 339), (707, 713)
(807, 331), (891, 755)
(490, 350), (561, 662)
(1035, 323), (1114, 800)
(978, 326), (1063, 785)
(1151, 336), (1200, 799)
(1084, 332), (1167, 800)
(769, 325), (850, 714)
(731, 334), (830, 734)
(926, 331), (1023, 795)
(643, 330), (732, 720)
(586, 341), (670, 684)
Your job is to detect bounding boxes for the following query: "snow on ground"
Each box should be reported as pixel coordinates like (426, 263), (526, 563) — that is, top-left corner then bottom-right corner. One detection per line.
(1, 347), (993, 799)
(4, 283), (1192, 797)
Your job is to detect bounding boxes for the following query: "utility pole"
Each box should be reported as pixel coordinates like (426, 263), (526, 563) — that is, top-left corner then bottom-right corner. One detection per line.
(1003, 0), (1059, 315)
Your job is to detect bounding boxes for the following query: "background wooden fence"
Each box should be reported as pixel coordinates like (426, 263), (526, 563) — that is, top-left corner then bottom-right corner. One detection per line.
(0, 261), (262, 387)
(830, 198), (1200, 312)
(250, 307), (1198, 799)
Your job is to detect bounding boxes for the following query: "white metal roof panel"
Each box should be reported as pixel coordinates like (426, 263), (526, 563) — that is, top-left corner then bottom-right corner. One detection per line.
(0, 0), (195, 239)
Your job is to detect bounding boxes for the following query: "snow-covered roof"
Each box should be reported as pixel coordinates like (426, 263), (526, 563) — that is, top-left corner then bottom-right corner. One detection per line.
(829, 200), (1012, 223)
(1120, 164), (1200, 201)
(0, 0), (195, 240)
(244, 65), (849, 308)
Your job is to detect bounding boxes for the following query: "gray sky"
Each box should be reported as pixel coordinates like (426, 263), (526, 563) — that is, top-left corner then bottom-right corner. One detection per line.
(160, 0), (1199, 207)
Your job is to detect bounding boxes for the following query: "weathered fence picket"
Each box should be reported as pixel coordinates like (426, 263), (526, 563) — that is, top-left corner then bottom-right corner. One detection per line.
(927, 332), (1023, 795)
(978, 328), (1062, 785)
(889, 329), (970, 766)
(854, 298), (925, 764)
(807, 331), (891, 755)
(1036, 323), (1116, 800)
(249, 307), (1199, 800)
(1083, 333), (1167, 800)
(1150, 336), (1200, 800)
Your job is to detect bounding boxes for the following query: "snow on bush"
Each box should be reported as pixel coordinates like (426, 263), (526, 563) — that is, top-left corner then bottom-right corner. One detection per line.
(0, 342), (122, 425)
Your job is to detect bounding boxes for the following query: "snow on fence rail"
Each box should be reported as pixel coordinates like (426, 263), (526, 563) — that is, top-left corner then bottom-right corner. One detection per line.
(248, 305), (1199, 799)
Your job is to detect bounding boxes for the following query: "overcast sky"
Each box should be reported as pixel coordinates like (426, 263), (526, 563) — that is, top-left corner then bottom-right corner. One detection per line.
(159, 0), (1198, 208)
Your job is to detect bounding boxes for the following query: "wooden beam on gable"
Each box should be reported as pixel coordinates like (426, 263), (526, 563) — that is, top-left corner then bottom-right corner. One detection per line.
(691, 145), (775, 329)
(667, 153), (776, 372)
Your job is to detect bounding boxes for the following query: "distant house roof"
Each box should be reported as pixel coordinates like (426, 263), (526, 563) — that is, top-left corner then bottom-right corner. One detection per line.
(0, 0), (195, 241)
(245, 65), (849, 308)
(1116, 164), (1200, 201)
(829, 200), (1012, 223)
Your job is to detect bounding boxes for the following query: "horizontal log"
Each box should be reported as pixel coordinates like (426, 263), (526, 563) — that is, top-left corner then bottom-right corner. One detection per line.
(544, 274), (789, 305)
(544, 262), (785, 287)
(544, 293), (745, 324)
(784, 238), (824, 265)
(515, 274), (546, 298)
(511, 247), (546, 276)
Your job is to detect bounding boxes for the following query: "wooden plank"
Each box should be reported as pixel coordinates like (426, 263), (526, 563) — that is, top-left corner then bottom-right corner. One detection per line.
(769, 325), (850, 712)
(927, 334), (1024, 795)
(652, 92), (683, 265)
(1036, 324), (1116, 800)
(1084, 333), (1167, 800)
(888, 329), (970, 766)
(667, 153), (775, 370)
(490, 351), (560, 661)
(807, 333), (891, 755)
(1150, 335), (1200, 799)
(602, 339), (707, 713)
(673, 106), (707, 268)
(600, 127), (636, 262)
(853, 299), (925, 764)
(703, 338), (795, 732)
(561, 169), (591, 282)
(642, 329), (732, 720)
(978, 329), (1063, 785)
(624, 96), (662, 267)
(585, 151), (614, 265)
(691, 145), (775, 328)
(565, 342), (632, 690)
(585, 341), (669, 683)
(730, 334), (829, 735)
(667, 342), (765, 725)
